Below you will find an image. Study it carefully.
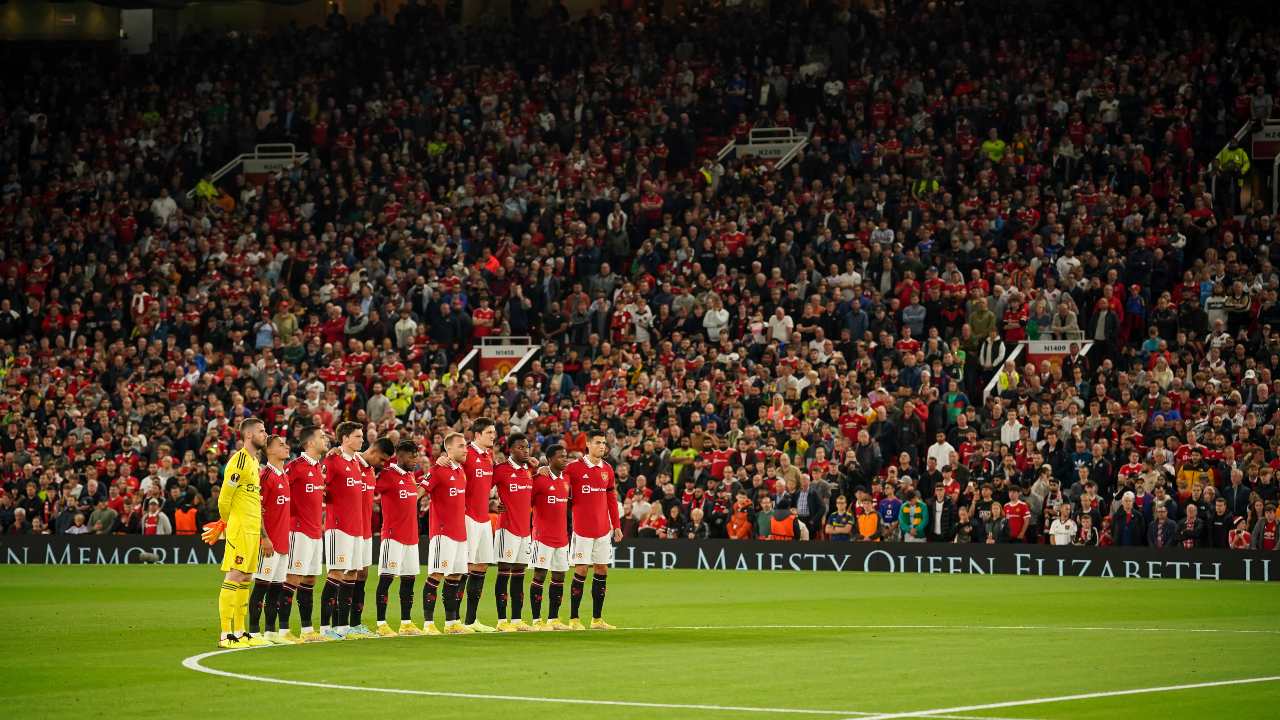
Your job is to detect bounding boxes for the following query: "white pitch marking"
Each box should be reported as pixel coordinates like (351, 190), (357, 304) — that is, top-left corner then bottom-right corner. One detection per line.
(184, 623), (1278, 717)
(184, 646), (876, 715)
(843, 675), (1280, 720)
(628, 624), (1280, 635)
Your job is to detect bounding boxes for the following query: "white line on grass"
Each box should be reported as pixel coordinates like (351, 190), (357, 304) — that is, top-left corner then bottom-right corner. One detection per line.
(183, 647), (1058, 720)
(843, 675), (1280, 720)
(184, 646), (877, 715)
(183, 624), (1278, 717)
(628, 624), (1280, 635)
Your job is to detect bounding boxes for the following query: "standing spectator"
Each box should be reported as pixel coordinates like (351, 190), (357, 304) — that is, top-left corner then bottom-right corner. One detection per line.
(1047, 505), (1077, 546)
(1073, 515), (1100, 546)
(1147, 505), (1178, 548)
(1178, 504), (1205, 548)
(899, 489), (929, 543)
(88, 498), (119, 535)
(1110, 492), (1148, 547)
(985, 503), (1011, 544)
(824, 495), (854, 541)
(1004, 485), (1031, 543)
(1251, 505), (1278, 550)
(925, 483), (958, 543)
(141, 498), (173, 535)
(1205, 497), (1234, 549)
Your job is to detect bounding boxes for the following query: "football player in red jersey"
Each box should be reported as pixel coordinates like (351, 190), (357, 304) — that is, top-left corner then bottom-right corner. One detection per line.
(372, 439), (427, 637)
(460, 417), (499, 632)
(492, 432), (537, 632)
(528, 444), (572, 630)
(319, 421), (366, 640)
(246, 435), (296, 643)
(279, 425), (330, 643)
(565, 429), (622, 630)
(421, 432), (471, 634)
(344, 435), (393, 639)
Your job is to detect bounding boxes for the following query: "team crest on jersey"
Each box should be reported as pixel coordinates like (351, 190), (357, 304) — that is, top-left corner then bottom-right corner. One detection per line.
(294, 561), (302, 568)
(235, 555), (244, 565)
(264, 568), (272, 575)
(504, 550), (512, 558)
(563, 483), (570, 491)
(390, 561), (397, 568)
(441, 560), (448, 568)
(338, 556), (345, 563)
(539, 556), (546, 563)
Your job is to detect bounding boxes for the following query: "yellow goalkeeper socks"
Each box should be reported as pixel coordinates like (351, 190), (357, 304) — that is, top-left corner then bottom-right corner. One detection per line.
(219, 582), (238, 635)
(233, 582), (251, 635)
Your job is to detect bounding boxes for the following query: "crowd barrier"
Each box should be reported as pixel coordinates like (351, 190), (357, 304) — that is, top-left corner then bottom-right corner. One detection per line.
(2, 536), (1276, 582)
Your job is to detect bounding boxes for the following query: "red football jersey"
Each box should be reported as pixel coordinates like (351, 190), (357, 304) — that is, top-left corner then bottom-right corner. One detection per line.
(494, 459), (534, 537)
(286, 453), (325, 539)
(1004, 499), (1030, 537)
(375, 463), (420, 545)
(565, 456), (620, 538)
(530, 470), (570, 548)
(356, 454), (376, 538)
(422, 461), (467, 541)
(463, 443), (495, 523)
(322, 453), (364, 535)
(259, 462), (291, 553)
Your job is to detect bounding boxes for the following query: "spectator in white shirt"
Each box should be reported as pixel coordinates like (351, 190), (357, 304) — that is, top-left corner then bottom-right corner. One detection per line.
(999, 411), (1024, 445)
(150, 188), (178, 222)
(1048, 504), (1078, 545)
(927, 432), (956, 470)
(768, 307), (794, 343)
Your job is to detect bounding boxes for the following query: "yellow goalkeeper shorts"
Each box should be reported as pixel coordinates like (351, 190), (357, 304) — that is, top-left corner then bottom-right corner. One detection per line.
(221, 526), (261, 574)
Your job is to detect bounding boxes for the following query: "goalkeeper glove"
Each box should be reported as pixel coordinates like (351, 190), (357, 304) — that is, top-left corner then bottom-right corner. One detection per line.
(201, 519), (227, 545)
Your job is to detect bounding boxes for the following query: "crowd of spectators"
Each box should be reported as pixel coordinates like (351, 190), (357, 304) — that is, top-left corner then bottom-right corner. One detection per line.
(0, 0), (1278, 552)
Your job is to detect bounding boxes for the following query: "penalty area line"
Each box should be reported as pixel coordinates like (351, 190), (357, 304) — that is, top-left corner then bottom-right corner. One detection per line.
(183, 646), (877, 715)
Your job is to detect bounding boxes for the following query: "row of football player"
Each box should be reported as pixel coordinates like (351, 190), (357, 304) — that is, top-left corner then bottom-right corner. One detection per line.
(207, 418), (624, 647)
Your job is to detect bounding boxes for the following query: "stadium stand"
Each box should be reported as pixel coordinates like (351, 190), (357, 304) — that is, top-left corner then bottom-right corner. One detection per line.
(0, 0), (1278, 551)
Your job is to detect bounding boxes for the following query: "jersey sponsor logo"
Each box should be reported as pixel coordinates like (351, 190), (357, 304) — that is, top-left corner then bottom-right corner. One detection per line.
(449, 488), (464, 496)
(544, 496), (567, 504)
(345, 477), (360, 487)
(580, 485), (597, 494)
(398, 490), (414, 499)
(305, 484), (322, 493)
(276, 495), (289, 504)
(508, 483), (533, 492)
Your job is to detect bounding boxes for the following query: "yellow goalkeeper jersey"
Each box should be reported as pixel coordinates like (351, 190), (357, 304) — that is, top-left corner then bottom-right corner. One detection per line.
(219, 448), (262, 526)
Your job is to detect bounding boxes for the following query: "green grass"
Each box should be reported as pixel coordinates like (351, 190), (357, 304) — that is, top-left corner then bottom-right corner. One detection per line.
(2, 567), (1278, 720)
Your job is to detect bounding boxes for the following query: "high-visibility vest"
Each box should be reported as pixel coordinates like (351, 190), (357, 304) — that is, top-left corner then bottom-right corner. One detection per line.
(174, 508), (198, 535)
(857, 513), (880, 540)
(770, 515), (795, 540)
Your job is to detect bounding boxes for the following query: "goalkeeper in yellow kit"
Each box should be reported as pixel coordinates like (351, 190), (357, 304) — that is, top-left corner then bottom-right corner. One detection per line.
(202, 418), (271, 648)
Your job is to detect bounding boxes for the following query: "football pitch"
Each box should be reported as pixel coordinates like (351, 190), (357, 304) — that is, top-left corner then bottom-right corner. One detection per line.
(3, 567), (1278, 720)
